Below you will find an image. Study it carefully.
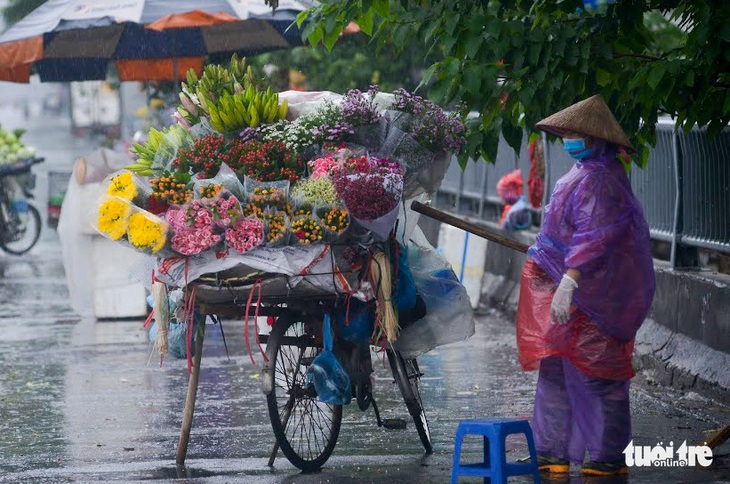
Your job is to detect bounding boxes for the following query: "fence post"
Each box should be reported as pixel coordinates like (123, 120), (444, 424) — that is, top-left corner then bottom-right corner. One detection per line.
(670, 130), (700, 269)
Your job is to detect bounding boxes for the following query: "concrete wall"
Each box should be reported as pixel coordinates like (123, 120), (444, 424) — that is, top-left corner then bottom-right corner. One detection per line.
(420, 216), (730, 403)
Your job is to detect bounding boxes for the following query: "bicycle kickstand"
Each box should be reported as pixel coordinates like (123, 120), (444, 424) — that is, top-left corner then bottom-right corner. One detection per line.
(371, 397), (407, 430)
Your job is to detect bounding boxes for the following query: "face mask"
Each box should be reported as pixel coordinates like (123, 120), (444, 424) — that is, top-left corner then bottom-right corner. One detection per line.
(563, 138), (595, 160)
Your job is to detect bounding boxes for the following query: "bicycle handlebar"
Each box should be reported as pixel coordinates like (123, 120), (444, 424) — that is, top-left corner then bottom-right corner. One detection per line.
(0, 157), (45, 178)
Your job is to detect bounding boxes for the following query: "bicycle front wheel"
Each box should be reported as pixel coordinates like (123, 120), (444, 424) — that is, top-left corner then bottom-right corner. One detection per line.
(264, 313), (342, 472)
(386, 349), (433, 454)
(1, 204), (41, 255)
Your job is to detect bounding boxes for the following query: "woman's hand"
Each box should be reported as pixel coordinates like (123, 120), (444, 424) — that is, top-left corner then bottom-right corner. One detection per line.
(551, 273), (579, 324)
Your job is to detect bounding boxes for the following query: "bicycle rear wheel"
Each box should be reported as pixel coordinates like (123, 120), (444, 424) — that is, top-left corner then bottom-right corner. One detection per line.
(264, 313), (342, 472)
(386, 349), (432, 454)
(1, 204), (41, 255)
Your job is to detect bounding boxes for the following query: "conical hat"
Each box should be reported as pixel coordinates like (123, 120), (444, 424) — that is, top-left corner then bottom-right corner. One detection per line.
(535, 94), (635, 152)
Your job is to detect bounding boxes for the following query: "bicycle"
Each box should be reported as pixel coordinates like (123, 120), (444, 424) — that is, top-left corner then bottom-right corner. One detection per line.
(0, 158), (43, 255)
(258, 298), (432, 472)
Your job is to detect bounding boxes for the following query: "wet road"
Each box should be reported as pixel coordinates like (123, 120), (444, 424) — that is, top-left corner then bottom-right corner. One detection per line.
(0, 102), (728, 483)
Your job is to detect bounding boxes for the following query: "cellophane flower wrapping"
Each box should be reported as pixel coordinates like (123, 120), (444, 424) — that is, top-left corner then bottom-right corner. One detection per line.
(126, 207), (170, 255)
(102, 170), (152, 208)
(193, 163), (245, 200)
(244, 177), (290, 212)
(166, 200), (223, 255)
(96, 195), (133, 241)
(262, 209), (290, 247)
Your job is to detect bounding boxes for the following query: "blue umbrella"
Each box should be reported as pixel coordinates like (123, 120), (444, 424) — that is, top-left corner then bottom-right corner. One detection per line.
(0, 0), (313, 82)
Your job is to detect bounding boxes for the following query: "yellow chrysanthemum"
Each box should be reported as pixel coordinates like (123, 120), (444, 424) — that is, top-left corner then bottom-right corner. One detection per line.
(98, 197), (131, 240)
(127, 211), (168, 253)
(107, 171), (138, 200)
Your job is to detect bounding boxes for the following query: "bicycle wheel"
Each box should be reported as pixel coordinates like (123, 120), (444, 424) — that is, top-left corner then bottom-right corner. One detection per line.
(264, 313), (343, 472)
(386, 349), (433, 454)
(1, 204), (41, 255)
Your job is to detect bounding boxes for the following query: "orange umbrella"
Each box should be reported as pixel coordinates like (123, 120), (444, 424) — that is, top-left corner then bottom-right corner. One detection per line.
(0, 1), (313, 83)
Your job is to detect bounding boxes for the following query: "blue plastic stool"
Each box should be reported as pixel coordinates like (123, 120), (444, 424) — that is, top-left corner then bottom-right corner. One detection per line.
(451, 419), (541, 484)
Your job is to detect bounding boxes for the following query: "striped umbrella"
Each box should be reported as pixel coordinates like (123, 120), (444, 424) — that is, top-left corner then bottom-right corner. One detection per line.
(0, 0), (313, 83)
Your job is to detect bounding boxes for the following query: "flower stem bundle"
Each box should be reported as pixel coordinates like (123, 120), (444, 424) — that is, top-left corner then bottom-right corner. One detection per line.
(369, 250), (398, 343)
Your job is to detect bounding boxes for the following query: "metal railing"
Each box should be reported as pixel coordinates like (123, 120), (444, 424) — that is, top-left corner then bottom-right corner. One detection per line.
(434, 122), (730, 266)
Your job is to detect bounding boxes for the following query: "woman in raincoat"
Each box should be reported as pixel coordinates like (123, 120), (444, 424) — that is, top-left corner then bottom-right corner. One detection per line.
(517, 95), (655, 476)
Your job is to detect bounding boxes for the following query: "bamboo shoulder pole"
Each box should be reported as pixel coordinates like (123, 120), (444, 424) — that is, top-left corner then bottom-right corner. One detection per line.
(176, 329), (205, 466)
(410, 200), (530, 254)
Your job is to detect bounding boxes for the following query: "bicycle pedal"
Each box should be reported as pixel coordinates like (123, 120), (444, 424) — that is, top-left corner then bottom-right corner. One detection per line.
(382, 418), (407, 430)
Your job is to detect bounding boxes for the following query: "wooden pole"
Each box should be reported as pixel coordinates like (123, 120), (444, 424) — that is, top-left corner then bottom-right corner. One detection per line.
(176, 329), (205, 466)
(410, 200), (530, 254)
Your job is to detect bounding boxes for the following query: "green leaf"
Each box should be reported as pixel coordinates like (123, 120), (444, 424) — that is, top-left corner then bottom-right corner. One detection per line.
(464, 34), (483, 59)
(501, 117), (523, 153)
(307, 25), (324, 47)
(595, 68), (611, 87)
(373, 0), (389, 18)
(685, 70), (695, 87)
(356, 8), (375, 36)
(463, 64), (482, 94)
(646, 65), (666, 89)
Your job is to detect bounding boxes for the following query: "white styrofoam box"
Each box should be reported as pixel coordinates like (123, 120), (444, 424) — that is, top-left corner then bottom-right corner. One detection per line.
(91, 237), (148, 319)
(437, 224), (487, 309)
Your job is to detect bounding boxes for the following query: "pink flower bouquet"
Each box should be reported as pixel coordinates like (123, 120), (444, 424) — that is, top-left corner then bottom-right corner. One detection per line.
(167, 201), (222, 255)
(225, 216), (264, 253)
(333, 156), (404, 240)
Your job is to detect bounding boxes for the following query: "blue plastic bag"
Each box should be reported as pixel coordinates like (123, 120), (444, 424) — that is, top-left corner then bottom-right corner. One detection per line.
(334, 299), (374, 345)
(306, 314), (352, 405)
(502, 195), (532, 230)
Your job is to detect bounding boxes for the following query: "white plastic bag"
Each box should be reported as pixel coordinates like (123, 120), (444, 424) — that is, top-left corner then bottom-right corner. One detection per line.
(393, 227), (475, 358)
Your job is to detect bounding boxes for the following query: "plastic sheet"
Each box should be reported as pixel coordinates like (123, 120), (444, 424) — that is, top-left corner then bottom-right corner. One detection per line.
(527, 141), (655, 342)
(393, 228), (475, 358)
(516, 259), (635, 381)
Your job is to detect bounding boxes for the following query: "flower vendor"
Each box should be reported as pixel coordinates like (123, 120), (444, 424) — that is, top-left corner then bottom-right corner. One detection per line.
(516, 95), (655, 476)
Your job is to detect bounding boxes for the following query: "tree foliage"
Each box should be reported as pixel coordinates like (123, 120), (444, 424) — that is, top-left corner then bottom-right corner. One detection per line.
(298, 0), (730, 167)
(2, 0), (47, 28)
(251, 33), (433, 93)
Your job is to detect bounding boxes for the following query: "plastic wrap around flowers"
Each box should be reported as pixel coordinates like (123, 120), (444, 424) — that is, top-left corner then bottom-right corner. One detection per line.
(167, 201), (222, 255)
(333, 155), (403, 240)
(225, 216), (263, 253)
(96, 195), (169, 254)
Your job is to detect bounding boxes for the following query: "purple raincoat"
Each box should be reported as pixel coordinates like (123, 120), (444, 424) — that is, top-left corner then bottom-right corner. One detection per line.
(528, 141), (655, 342)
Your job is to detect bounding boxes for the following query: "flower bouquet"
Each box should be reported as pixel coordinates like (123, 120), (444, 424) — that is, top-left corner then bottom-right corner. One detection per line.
(381, 89), (466, 197)
(291, 216), (324, 245)
(340, 86), (387, 152)
(225, 216), (264, 254)
(262, 210), (290, 247)
(333, 155), (404, 241)
(97, 196), (133, 241)
(290, 176), (339, 206)
(103, 170), (152, 207)
(316, 205), (350, 241)
(209, 193), (244, 229)
(166, 200), (223, 255)
(149, 171), (193, 207)
(127, 208), (170, 254)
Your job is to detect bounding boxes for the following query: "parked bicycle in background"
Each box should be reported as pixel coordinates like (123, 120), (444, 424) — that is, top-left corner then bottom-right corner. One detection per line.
(0, 157), (43, 255)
